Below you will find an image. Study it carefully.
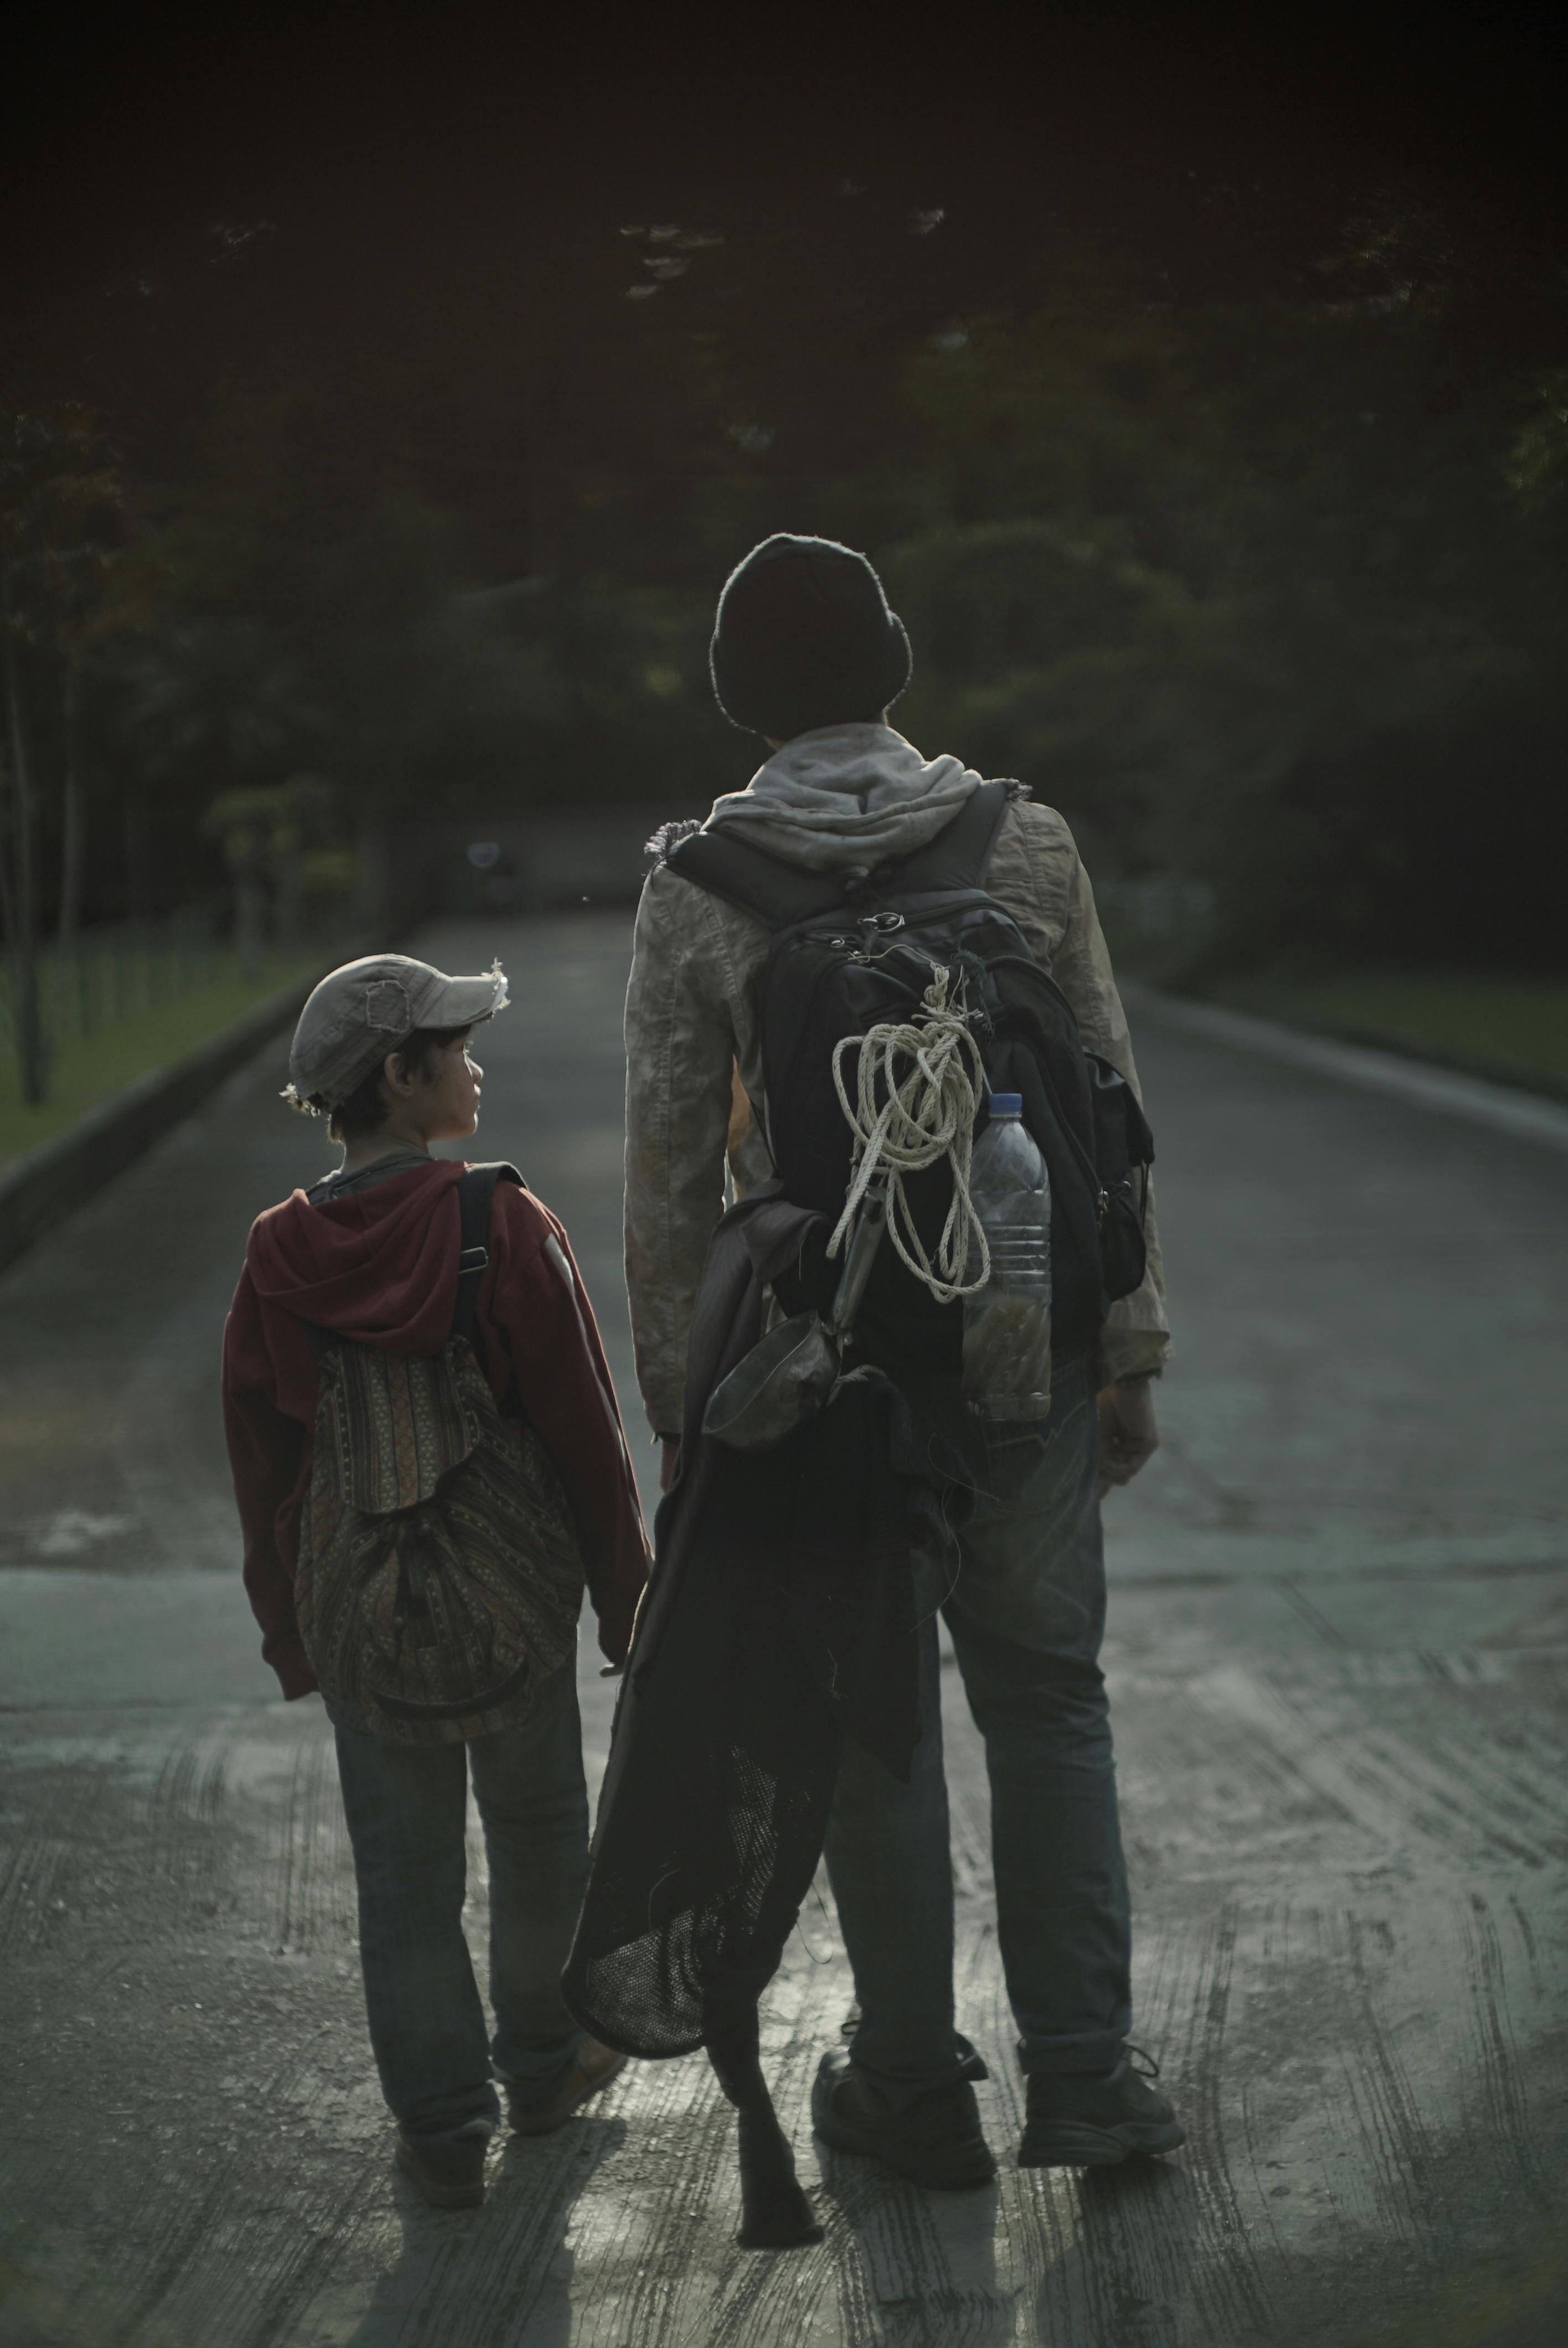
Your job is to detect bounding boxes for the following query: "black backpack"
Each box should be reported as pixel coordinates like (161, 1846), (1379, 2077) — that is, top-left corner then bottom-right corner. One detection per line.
(663, 781), (1153, 1372)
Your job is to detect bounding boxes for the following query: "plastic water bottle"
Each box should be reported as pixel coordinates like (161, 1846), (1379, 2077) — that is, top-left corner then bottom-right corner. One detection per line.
(962, 1093), (1052, 1419)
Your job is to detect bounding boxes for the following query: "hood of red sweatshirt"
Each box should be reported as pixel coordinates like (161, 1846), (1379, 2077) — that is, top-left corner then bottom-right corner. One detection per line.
(245, 1160), (466, 1351)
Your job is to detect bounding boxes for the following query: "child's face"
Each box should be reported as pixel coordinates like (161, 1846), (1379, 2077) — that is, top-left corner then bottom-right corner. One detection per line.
(418, 1031), (483, 1142)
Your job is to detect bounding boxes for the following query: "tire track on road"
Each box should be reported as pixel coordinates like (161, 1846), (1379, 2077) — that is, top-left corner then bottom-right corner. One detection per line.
(1331, 1907), (1448, 2264)
(146, 1735), (229, 1904)
(273, 1721), (354, 1956)
(1461, 1891), (1554, 2215)
(1174, 1899), (1275, 2341)
(102, 2168), (234, 2347)
(0, 1745), (121, 1956)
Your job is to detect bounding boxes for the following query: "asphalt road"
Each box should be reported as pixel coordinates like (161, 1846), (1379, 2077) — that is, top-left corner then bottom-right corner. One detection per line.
(2, 913), (1566, 2348)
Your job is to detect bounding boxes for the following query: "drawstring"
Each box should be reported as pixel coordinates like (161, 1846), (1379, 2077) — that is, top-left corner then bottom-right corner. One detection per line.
(827, 965), (991, 1307)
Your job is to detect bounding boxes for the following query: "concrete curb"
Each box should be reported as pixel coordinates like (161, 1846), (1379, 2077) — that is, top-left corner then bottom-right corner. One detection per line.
(1132, 986), (1568, 1155)
(0, 949), (362, 1278)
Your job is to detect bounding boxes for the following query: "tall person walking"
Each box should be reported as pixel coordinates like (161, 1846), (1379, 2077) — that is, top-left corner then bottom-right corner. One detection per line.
(621, 535), (1183, 2184)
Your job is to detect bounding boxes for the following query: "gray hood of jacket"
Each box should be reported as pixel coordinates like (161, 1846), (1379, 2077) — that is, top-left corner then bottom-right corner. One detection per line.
(702, 722), (983, 872)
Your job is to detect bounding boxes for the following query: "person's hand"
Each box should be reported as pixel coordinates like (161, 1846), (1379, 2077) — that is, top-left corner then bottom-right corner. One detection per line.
(659, 1438), (680, 1493)
(600, 1574), (652, 1676)
(1098, 1379), (1158, 1497)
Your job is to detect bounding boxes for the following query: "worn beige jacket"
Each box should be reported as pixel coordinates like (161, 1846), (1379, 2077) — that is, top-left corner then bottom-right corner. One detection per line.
(623, 792), (1171, 1435)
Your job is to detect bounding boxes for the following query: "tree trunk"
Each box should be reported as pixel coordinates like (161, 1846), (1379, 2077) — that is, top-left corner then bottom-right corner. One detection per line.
(273, 837), (306, 945)
(58, 653), (85, 945)
(123, 787), (151, 925)
(353, 817), (394, 928)
(0, 725), (18, 959)
(0, 563), (50, 1106)
(235, 872), (267, 981)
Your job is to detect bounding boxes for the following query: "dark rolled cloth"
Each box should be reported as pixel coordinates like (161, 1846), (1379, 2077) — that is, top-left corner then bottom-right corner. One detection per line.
(564, 1184), (936, 2059)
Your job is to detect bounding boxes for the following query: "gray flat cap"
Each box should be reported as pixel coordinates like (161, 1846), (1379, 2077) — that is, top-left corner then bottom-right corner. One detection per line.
(287, 953), (509, 1106)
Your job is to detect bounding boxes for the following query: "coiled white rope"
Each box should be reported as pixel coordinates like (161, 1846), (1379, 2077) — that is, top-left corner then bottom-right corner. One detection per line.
(827, 965), (991, 1306)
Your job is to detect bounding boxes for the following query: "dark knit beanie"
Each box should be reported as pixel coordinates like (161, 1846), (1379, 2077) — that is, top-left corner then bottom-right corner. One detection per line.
(709, 534), (912, 739)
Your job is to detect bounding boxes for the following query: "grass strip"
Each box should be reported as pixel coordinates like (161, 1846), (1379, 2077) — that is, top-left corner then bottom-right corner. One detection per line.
(1203, 972), (1568, 1098)
(0, 952), (322, 1166)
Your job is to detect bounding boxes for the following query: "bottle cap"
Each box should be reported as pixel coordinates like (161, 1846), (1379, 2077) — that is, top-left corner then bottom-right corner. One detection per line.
(987, 1091), (1024, 1116)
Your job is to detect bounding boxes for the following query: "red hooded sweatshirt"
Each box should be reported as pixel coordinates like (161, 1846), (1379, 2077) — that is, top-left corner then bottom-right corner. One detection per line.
(222, 1158), (649, 1699)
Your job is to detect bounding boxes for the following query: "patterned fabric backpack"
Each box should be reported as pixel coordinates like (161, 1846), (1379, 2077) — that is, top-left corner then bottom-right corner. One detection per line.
(294, 1164), (584, 1745)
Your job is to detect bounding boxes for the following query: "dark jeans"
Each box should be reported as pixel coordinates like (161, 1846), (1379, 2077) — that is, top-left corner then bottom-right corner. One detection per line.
(327, 1659), (590, 2147)
(823, 1355), (1132, 2109)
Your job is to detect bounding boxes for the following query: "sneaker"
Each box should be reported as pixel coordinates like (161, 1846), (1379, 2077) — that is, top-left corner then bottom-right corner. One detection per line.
(507, 2037), (626, 2136)
(811, 2047), (997, 2190)
(1018, 2048), (1185, 2168)
(394, 2131), (487, 2208)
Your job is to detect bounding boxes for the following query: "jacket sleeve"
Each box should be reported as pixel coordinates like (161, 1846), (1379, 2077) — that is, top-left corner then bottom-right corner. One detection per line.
(483, 1193), (651, 1667)
(623, 864), (739, 1436)
(990, 802), (1173, 1384)
(221, 1265), (316, 1700)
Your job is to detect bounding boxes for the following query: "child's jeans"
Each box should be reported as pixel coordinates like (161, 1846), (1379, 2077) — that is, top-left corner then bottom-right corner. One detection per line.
(326, 1658), (590, 2149)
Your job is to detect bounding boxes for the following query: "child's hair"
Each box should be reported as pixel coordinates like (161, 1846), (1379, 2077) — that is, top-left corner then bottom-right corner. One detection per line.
(286, 1025), (471, 1144)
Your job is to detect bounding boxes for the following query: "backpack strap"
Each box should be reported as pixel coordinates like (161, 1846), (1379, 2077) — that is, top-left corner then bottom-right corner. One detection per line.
(664, 826), (851, 929)
(452, 1162), (526, 1344)
(886, 778), (1012, 893)
(661, 778), (1015, 932)
(296, 1162), (525, 1355)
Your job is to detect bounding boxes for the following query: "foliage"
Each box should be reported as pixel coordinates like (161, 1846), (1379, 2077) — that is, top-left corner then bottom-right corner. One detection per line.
(0, 404), (129, 1098)
(0, 935), (321, 1163)
(3, 159), (1565, 991)
(879, 235), (1567, 970)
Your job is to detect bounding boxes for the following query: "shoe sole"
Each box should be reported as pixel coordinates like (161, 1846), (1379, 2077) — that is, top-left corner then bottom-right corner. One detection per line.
(813, 2105), (997, 2192)
(394, 2139), (486, 2207)
(509, 2049), (627, 2136)
(1018, 2118), (1187, 2169)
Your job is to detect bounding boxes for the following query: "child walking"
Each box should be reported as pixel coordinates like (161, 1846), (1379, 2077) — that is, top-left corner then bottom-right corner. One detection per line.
(222, 952), (648, 2208)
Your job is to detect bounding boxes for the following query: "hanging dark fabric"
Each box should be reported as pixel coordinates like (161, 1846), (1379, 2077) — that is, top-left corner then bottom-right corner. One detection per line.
(561, 1184), (936, 2246)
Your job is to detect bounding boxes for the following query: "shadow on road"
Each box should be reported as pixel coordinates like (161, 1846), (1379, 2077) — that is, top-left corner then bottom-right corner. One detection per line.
(339, 2119), (626, 2348)
(807, 2148), (1200, 2346)
(810, 2154), (1010, 2347)
(1040, 2161), (1203, 2347)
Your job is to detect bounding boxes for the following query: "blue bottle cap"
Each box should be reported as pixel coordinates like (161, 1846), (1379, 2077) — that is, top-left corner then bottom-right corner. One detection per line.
(987, 1091), (1024, 1115)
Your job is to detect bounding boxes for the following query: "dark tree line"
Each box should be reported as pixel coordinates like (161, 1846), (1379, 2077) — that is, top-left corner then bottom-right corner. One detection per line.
(3, 59), (1565, 1056)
